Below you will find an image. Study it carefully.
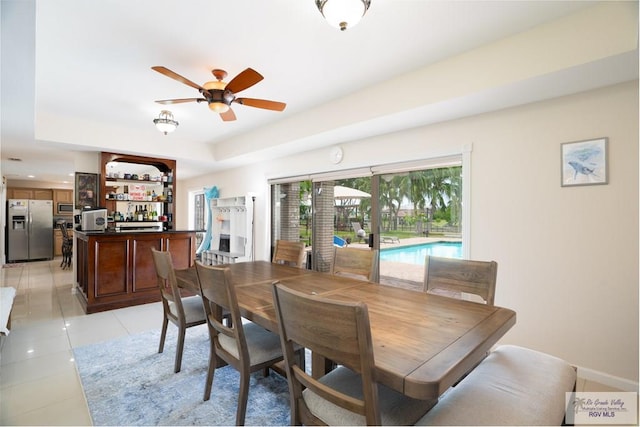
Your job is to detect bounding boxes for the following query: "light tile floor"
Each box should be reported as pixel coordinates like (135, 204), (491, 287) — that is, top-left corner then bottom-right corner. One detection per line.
(1, 259), (162, 425)
(0, 258), (623, 425)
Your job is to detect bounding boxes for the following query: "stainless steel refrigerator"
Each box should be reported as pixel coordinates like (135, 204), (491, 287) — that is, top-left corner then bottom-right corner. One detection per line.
(7, 199), (53, 262)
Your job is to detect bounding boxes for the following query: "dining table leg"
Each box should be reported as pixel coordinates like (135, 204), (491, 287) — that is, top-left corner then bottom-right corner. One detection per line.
(311, 352), (334, 378)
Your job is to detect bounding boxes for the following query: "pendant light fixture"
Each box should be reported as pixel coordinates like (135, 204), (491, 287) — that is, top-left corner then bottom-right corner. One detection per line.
(153, 110), (179, 135)
(315, 0), (371, 31)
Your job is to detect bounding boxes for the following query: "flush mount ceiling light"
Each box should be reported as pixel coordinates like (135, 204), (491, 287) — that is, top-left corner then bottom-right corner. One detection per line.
(315, 0), (371, 31)
(153, 110), (178, 135)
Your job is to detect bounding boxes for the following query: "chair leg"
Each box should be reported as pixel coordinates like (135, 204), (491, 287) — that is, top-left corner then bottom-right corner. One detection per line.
(236, 370), (250, 426)
(174, 325), (186, 373)
(203, 339), (216, 401)
(158, 317), (168, 353)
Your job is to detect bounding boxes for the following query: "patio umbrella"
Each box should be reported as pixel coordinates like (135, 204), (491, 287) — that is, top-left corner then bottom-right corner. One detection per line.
(334, 186), (370, 229)
(333, 185), (371, 199)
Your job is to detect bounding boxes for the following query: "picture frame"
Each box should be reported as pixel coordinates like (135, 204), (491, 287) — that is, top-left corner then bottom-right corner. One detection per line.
(561, 137), (608, 187)
(75, 172), (99, 208)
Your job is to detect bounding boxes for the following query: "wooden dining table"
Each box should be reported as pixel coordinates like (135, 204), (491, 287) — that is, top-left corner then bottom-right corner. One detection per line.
(176, 260), (516, 400)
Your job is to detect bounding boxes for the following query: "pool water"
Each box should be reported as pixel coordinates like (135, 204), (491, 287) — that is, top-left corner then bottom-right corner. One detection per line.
(380, 241), (462, 265)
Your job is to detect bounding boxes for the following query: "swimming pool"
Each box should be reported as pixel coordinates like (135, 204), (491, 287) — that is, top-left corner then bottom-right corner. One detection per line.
(380, 241), (462, 265)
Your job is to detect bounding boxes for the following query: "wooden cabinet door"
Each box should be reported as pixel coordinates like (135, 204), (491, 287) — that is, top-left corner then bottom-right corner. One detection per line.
(8, 188), (57, 200)
(54, 230), (63, 256)
(166, 233), (196, 269)
(11, 189), (33, 199)
(54, 190), (73, 203)
(34, 189), (53, 200)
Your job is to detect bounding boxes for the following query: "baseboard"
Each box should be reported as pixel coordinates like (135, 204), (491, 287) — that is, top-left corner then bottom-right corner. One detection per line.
(577, 366), (639, 392)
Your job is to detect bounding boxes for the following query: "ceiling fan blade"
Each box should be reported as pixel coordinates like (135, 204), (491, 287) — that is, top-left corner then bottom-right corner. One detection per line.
(155, 98), (204, 104)
(235, 98), (286, 111)
(220, 108), (237, 122)
(225, 68), (263, 94)
(151, 66), (205, 91)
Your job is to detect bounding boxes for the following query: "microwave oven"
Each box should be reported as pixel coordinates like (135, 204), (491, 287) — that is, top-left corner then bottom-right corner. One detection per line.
(57, 202), (74, 214)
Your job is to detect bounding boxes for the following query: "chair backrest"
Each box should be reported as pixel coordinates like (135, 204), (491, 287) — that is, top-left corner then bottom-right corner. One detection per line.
(194, 261), (249, 363)
(272, 282), (381, 425)
(58, 222), (70, 240)
(151, 248), (186, 318)
(272, 240), (305, 268)
(423, 255), (497, 305)
(351, 221), (363, 233)
(331, 247), (378, 281)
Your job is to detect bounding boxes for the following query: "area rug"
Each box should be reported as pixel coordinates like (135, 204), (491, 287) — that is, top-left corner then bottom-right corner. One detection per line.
(73, 324), (291, 426)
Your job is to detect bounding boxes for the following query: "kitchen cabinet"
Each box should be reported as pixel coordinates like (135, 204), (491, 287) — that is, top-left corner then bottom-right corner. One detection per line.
(53, 228), (73, 256)
(53, 189), (74, 215)
(54, 230), (63, 257)
(7, 188), (54, 200)
(54, 189), (73, 203)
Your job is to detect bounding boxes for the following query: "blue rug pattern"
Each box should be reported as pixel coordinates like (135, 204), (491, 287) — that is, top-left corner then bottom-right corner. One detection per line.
(73, 325), (291, 425)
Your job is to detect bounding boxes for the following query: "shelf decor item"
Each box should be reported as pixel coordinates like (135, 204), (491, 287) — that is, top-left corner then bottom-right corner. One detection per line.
(75, 172), (99, 208)
(561, 137), (608, 187)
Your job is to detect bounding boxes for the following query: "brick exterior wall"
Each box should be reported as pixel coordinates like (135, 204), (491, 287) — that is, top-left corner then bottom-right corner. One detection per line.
(280, 182), (300, 242)
(312, 181), (335, 272)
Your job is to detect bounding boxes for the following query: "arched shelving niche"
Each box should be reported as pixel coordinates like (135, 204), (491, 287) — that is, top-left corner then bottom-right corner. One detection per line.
(100, 152), (177, 229)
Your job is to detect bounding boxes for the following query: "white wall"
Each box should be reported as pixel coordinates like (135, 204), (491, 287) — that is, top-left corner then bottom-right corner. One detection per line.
(180, 80), (639, 385)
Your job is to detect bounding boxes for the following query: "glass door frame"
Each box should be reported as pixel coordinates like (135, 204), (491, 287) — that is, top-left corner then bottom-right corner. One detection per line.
(269, 148), (471, 285)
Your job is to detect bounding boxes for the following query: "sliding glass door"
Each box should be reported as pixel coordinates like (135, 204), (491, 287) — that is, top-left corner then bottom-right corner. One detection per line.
(374, 166), (462, 289)
(270, 157), (464, 289)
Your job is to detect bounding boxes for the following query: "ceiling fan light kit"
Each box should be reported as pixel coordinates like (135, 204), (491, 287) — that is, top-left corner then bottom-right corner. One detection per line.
(151, 66), (286, 122)
(208, 102), (230, 113)
(316, 0), (371, 31)
(153, 110), (178, 135)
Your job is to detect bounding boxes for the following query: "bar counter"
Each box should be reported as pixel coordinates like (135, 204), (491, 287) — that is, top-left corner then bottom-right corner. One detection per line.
(74, 229), (197, 314)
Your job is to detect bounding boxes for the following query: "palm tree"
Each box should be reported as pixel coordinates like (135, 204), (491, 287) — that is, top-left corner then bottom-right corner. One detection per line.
(336, 167), (461, 234)
(378, 175), (406, 232)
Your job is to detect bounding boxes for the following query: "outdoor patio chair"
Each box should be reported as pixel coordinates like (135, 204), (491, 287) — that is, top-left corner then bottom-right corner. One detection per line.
(351, 221), (368, 243)
(333, 235), (347, 247)
(380, 235), (400, 244)
(423, 255), (497, 305)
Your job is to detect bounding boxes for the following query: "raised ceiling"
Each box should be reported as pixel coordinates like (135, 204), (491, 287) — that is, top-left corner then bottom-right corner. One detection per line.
(1, 0), (636, 183)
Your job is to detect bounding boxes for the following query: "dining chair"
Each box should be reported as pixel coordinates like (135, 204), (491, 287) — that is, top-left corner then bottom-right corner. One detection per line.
(423, 255), (497, 305)
(195, 261), (286, 426)
(272, 239), (306, 268)
(58, 222), (73, 270)
(151, 248), (207, 373)
(331, 246), (378, 281)
(272, 282), (436, 426)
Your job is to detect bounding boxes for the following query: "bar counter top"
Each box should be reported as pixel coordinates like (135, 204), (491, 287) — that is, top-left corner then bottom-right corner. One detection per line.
(75, 229), (197, 313)
(74, 228), (197, 235)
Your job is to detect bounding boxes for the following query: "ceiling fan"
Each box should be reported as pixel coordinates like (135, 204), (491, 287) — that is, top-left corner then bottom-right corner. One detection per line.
(151, 66), (286, 121)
